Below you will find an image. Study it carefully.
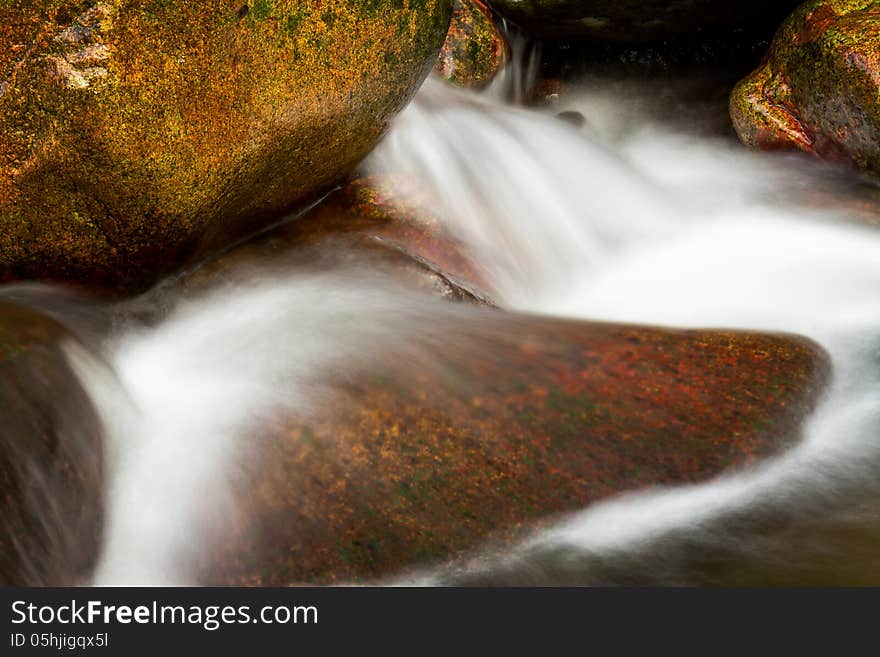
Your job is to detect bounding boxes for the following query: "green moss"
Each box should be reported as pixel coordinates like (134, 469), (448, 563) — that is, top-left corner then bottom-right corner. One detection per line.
(435, 0), (505, 88)
(281, 6), (308, 35)
(731, 0), (880, 174)
(250, 0), (274, 21)
(144, 0), (173, 17)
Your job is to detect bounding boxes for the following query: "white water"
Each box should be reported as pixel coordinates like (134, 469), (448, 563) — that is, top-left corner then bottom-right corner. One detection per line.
(369, 78), (880, 584)
(65, 74), (880, 585)
(72, 273), (491, 585)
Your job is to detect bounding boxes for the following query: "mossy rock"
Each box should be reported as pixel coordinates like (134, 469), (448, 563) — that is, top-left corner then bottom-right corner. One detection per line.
(0, 0), (453, 292)
(201, 318), (828, 584)
(731, 1), (880, 175)
(435, 0), (507, 88)
(484, 0), (803, 41)
(0, 301), (104, 585)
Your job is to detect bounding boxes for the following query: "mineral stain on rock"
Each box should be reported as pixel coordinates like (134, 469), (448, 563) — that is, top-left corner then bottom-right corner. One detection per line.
(186, 176), (496, 304)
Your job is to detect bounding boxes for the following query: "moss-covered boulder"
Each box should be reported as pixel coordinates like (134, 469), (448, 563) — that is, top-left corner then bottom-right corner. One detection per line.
(731, 1), (880, 175)
(484, 0), (802, 41)
(0, 0), (453, 291)
(0, 301), (103, 585)
(435, 0), (507, 88)
(201, 319), (828, 584)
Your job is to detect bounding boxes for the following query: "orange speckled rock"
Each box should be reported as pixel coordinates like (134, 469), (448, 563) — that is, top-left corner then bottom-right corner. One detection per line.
(0, 0), (453, 291)
(435, 0), (507, 88)
(201, 317), (828, 585)
(731, 1), (880, 174)
(0, 301), (103, 585)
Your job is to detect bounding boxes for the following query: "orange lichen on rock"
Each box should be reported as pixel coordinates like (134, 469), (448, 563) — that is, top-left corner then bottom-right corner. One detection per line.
(0, 0), (453, 291)
(731, 0), (880, 173)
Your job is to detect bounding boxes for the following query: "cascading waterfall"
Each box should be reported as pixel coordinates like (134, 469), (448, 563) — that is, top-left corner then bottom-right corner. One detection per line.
(369, 78), (880, 585)
(368, 79), (681, 307)
(49, 70), (880, 585)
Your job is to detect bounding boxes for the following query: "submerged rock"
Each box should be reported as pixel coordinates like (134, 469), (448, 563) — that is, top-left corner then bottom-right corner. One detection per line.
(0, 0), (453, 291)
(731, 1), (880, 175)
(556, 110), (587, 128)
(203, 318), (828, 584)
(485, 0), (802, 41)
(435, 0), (508, 88)
(0, 301), (103, 585)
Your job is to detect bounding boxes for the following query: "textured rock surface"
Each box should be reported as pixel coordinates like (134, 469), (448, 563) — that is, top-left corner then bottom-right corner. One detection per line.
(202, 319), (828, 584)
(435, 0), (507, 88)
(187, 176), (495, 303)
(0, 0), (453, 291)
(0, 301), (103, 585)
(731, 0), (880, 175)
(485, 0), (803, 41)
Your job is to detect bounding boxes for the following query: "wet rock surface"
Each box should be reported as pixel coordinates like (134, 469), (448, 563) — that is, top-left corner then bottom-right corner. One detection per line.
(0, 301), (103, 585)
(485, 1), (802, 42)
(203, 319), (828, 584)
(435, 0), (508, 88)
(731, 1), (880, 175)
(187, 177), (495, 305)
(0, 0), (453, 291)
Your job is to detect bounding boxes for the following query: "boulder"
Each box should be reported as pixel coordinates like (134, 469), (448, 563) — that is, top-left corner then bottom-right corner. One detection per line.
(0, 0), (453, 291)
(201, 319), (828, 584)
(435, 0), (508, 88)
(731, 1), (880, 175)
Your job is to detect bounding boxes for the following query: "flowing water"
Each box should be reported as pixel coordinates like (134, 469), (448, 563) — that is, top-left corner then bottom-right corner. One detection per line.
(370, 77), (880, 585)
(14, 69), (880, 585)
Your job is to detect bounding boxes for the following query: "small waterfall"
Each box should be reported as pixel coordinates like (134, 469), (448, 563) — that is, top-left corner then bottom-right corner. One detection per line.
(43, 71), (880, 586)
(367, 77), (880, 584)
(483, 25), (541, 104)
(369, 78), (681, 307)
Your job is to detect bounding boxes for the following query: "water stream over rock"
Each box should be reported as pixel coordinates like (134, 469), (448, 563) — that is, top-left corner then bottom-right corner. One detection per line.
(4, 70), (880, 586)
(370, 77), (880, 585)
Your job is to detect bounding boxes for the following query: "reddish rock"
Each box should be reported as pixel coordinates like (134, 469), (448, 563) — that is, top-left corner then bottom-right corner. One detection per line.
(528, 78), (569, 107)
(731, 1), (880, 174)
(435, 0), (508, 88)
(201, 318), (828, 584)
